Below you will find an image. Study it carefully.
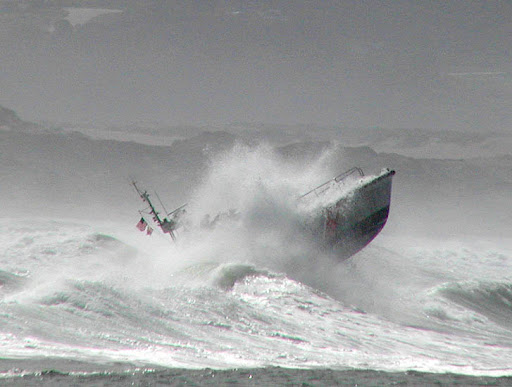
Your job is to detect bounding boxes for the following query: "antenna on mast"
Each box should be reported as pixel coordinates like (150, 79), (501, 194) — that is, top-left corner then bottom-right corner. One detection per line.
(155, 191), (169, 217)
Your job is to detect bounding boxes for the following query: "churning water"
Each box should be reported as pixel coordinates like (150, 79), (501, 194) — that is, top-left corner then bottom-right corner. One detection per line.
(1, 143), (511, 385)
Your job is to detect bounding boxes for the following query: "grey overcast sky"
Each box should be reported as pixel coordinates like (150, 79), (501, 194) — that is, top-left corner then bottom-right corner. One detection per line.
(0, 0), (510, 131)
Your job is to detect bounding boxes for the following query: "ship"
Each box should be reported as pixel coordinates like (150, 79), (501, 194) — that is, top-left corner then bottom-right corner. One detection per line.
(132, 167), (395, 261)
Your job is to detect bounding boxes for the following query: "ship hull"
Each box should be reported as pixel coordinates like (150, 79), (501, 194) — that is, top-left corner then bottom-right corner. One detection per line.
(322, 169), (395, 260)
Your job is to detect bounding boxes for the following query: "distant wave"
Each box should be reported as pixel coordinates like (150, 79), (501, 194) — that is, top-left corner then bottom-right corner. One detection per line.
(39, 280), (131, 318)
(0, 270), (26, 295)
(439, 281), (512, 330)
(211, 263), (271, 290)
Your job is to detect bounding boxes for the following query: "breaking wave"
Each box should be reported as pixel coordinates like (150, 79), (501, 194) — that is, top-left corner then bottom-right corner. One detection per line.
(1, 217), (512, 375)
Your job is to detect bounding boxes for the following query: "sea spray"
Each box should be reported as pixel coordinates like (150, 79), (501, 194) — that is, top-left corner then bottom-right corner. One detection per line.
(160, 144), (339, 270)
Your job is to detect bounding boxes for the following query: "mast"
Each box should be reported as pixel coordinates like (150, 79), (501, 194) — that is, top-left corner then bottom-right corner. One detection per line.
(132, 181), (176, 240)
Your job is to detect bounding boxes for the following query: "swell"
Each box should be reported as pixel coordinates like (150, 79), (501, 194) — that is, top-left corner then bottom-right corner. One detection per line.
(0, 270), (26, 296)
(439, 281), (512, 330)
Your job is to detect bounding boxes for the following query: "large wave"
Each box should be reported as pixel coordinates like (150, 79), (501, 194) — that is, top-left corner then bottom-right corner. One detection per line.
(2, 145), (512, 376)
(437, 281), (512, 330)
(2, 217), (512, 375)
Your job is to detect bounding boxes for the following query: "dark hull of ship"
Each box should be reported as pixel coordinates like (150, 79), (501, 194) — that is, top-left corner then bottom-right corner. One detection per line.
(325, 170), (395, 260)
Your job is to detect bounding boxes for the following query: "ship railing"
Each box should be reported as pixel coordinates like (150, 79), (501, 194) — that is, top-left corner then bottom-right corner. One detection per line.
(300, 167), (364, 199)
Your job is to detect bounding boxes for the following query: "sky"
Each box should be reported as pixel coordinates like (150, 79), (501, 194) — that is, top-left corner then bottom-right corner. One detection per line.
(0, 0), (510, 131)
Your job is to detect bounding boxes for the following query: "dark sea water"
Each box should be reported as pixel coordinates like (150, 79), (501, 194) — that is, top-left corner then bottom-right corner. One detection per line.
(4, 365), (512, 386)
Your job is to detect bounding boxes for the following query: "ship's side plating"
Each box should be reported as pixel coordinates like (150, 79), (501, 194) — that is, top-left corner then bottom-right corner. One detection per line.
(324, 169), (395, 260)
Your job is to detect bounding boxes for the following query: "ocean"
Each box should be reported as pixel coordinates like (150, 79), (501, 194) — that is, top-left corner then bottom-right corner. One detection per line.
(1, 219), (511, 384)
(1, 128), (512, 385)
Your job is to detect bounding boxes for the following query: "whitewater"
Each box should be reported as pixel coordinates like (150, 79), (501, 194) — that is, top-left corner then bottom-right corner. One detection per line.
(1, 140), (512, 384)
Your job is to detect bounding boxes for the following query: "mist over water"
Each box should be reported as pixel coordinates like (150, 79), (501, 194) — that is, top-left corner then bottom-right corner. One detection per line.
(1, 1), (511, 132)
